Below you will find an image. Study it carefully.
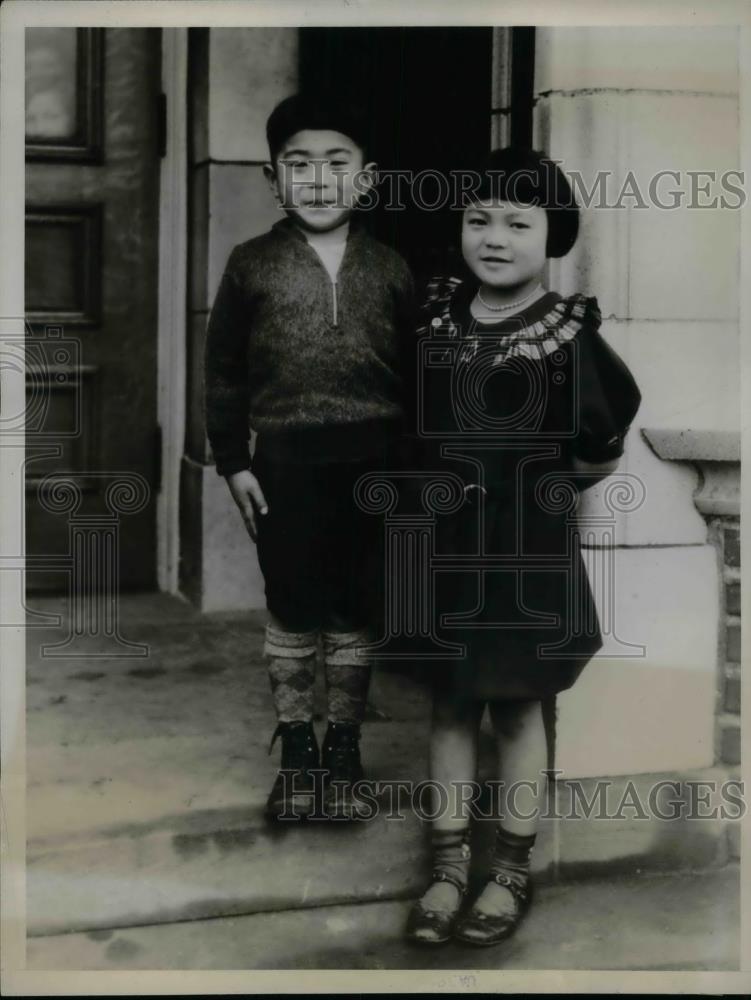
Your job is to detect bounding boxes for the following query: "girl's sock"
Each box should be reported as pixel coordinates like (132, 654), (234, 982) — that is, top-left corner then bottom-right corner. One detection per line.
(474, 826), (536, 916)
(322, 629), (371, 723)
(265, 623), (318, 722)
(420, 827), (471, 912)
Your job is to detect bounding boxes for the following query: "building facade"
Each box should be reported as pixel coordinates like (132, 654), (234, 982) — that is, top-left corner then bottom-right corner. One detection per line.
(24, 25), (741, 830)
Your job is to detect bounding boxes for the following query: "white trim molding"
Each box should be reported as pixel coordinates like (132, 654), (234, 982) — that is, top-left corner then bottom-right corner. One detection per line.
(491, 27), (513, 148)
(157, 28), (188, 593)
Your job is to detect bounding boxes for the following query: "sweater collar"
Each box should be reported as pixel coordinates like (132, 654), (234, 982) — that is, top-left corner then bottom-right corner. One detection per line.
(271, 214), (363, 246)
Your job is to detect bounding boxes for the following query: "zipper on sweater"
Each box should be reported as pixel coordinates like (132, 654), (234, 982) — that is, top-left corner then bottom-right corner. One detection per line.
(332, 279), (339, 328)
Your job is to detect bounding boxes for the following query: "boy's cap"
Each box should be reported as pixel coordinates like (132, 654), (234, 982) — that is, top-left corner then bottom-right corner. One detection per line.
(266, 93), (370, 161)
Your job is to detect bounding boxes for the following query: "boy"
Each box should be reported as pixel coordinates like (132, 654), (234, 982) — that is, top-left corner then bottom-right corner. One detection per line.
(204, 93), (415, 821)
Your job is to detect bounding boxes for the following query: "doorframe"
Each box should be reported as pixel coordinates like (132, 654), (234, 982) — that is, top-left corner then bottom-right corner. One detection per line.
(156, 28), (188, 594)
(152, 26), (532, 595)
(492, 27), (535, 148)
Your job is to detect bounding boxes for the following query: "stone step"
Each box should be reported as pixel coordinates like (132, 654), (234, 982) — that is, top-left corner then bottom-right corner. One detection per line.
(26, 596), (734, 938)
(28, 752), (732, 936)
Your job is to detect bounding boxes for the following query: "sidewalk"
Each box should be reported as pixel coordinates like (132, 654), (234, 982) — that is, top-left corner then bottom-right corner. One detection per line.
(25, 593), (739, 969)
(27, 865), (740, 971)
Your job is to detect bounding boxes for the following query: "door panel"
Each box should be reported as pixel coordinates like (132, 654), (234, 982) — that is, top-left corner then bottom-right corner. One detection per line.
(25, 28), (162, 591)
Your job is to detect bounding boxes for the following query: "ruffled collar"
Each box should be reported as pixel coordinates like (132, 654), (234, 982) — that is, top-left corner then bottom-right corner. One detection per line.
(418, 276), (601, 366)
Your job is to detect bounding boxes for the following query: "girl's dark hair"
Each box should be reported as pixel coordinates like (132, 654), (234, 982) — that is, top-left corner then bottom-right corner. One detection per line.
(466, 147), (580, 258)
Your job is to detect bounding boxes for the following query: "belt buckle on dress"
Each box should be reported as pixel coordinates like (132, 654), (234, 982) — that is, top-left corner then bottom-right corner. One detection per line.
(462, 483), (487, 503)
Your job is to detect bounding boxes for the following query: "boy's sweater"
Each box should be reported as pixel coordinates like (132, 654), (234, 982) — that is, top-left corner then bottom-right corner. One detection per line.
(204, 216), (415, 475)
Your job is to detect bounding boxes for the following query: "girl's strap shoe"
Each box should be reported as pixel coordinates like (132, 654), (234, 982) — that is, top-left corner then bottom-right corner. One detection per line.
(453, 871), (533, 947)
(405, 870), (468, 947)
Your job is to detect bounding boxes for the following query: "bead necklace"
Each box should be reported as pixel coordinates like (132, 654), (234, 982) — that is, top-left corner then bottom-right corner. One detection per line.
(475, 283), (543, 314)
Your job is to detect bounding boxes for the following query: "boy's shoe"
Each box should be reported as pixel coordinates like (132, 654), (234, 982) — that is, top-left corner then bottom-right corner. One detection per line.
(265, 720), (320, 821)
(321, 721), (367, 820)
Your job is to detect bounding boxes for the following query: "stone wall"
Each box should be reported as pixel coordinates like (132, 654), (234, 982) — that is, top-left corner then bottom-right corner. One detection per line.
(722, 518), (742, 861)
(533, 26), (740, 779)
(717, 518), (741, 764)
(640, 429), (742, 856)
(712, 513), (741, 861)
(180, 28), (297, 611)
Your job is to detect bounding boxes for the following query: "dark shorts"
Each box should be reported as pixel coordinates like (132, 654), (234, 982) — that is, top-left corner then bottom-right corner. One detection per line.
(253, 449), (387, 633)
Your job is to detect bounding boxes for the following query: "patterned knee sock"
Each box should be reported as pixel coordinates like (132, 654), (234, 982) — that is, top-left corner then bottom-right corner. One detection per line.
(322, 629), (371, 724)
(264, 623), (318, 722)
(490, 827), (536, 892)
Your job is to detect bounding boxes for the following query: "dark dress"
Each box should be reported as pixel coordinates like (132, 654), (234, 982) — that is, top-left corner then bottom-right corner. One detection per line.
(412, 277), (642, 702)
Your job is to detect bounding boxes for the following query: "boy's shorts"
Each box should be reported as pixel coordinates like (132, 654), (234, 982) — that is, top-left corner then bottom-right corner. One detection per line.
(253, 448), (389, 633)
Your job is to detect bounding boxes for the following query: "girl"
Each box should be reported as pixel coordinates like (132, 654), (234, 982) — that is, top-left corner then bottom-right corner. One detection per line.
(405, 148), (641, 947)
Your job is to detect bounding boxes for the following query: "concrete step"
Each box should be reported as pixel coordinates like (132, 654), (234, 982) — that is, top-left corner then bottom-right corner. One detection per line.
(28, 745), (732, 936)
(26, 865), (741, 972)
(26, 595), (734, 937)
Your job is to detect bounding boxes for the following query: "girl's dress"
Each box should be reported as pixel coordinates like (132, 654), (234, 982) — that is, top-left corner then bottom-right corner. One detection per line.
(413, 276), (642, 702)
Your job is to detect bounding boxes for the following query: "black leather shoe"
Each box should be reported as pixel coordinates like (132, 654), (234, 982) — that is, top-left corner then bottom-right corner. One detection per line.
(454, 871), (532, 947)
(321, 722), (367, 820)
(265, 721), (320, 821)
(405, 871), (467, 947)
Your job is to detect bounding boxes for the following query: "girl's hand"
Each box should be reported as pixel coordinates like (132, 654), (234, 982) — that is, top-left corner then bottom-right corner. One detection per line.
(225, 469), (268, 541)
(571, 456), (620, 491)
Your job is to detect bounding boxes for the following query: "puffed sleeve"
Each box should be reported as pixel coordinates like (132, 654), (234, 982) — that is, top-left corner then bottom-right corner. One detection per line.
(572, 323), (642, 463)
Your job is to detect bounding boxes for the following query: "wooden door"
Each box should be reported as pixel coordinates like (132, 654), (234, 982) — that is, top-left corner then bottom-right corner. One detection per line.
(25, 28), (162, 591)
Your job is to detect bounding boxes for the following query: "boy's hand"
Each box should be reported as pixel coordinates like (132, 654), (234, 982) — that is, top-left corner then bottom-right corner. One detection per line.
(225, 469), (268, 541)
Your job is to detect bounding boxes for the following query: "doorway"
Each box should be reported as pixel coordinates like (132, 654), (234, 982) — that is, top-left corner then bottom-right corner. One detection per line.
(25, 28), (162, 591)
(299, 27), (494, 292)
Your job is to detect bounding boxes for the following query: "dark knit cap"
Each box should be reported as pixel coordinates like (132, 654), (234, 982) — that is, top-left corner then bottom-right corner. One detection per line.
(266, 92), (370, 162)
(465, 147), (580, 259)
